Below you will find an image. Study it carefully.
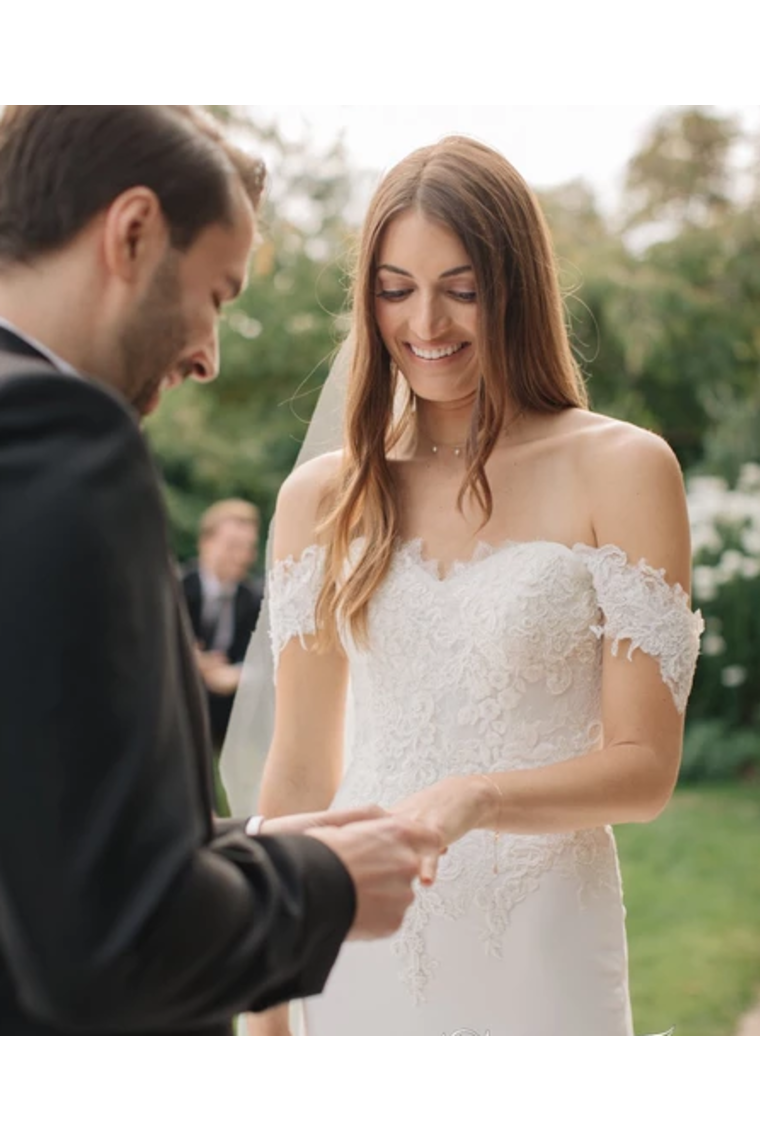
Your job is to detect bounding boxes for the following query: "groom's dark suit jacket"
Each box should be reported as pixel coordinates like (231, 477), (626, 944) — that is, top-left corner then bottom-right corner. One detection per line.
(0, 327), (355, 1035)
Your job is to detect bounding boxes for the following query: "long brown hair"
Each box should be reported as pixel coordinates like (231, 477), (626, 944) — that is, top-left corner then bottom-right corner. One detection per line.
(315, 135), (586, 649)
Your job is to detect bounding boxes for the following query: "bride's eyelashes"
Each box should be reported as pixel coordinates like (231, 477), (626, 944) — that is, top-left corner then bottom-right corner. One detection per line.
(375, 287), (478, 303)
(376, 288), (412, 301)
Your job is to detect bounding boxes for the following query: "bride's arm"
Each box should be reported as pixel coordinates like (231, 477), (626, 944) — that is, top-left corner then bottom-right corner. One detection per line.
(393, 426), (701, 856)
(248, 453), (349, 1035)
(260, 452), (349, 815)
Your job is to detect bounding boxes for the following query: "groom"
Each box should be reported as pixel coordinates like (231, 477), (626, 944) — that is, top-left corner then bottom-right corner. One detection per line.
(0, 105), (439, 1034)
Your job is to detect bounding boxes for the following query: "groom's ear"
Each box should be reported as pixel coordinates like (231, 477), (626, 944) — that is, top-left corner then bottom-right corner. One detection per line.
(101, 186), (169, 285)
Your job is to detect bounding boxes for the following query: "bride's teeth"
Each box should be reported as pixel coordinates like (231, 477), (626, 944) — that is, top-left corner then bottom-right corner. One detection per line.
(410, 343), (464, 361)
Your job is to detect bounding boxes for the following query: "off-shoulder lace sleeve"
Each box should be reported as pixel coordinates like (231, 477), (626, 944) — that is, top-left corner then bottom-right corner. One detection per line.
(268, 544), (325, 669)
(576, 543), (705, 713)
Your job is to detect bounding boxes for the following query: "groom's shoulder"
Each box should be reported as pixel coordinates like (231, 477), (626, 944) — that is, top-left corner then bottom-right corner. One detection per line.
(0, 366), (140, 440)
(0, 369), (151, 502)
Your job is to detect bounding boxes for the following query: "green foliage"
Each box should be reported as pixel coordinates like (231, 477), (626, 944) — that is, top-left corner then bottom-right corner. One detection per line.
(680, 719), (760, 782)
(539, 109), (760, 475)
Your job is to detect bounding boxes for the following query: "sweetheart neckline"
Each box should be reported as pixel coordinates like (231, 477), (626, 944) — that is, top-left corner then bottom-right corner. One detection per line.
(395, 535), (601, 583)
(270, 535), (682, 595)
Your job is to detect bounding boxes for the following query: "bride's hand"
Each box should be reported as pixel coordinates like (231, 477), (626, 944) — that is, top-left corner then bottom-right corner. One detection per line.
(391, 776), (493, 885)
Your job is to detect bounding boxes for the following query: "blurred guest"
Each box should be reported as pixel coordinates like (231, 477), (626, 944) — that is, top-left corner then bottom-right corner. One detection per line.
(182, 500), (263, 751)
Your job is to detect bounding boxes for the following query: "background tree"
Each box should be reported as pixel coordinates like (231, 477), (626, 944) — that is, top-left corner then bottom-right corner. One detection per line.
(623, 106), (740, 232)
(537, 108), (760, 476)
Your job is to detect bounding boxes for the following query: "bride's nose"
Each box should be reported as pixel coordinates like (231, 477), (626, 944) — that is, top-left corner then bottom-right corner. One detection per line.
(409, 291), (450, 342)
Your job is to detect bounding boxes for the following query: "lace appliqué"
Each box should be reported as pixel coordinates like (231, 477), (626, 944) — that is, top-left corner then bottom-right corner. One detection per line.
(577, 544), (705, 713)
(267, 545), (325, 669)
(391, 826), (620, 1006)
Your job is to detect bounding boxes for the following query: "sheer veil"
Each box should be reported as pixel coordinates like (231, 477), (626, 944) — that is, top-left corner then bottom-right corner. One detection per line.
(219, 336), (352, 817)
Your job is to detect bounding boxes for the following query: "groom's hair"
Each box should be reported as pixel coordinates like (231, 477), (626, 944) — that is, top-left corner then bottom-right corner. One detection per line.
(0, 105), (266, 263)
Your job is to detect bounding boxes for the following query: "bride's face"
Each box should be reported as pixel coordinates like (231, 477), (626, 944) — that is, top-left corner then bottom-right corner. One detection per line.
(374, 209), (481, 406)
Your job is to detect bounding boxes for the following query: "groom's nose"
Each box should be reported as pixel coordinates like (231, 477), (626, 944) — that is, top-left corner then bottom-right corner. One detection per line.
(185, 329), (220, 385)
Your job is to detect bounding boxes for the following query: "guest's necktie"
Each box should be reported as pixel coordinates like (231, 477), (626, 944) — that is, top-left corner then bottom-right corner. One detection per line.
(209, 590), (236, 654)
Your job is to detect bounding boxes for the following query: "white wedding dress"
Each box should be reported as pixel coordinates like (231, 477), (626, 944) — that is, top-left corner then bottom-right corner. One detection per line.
(267, 536), (703, 1035)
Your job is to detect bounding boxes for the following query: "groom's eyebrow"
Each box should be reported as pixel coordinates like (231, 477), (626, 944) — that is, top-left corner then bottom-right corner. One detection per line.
(376, 263), (473, 279)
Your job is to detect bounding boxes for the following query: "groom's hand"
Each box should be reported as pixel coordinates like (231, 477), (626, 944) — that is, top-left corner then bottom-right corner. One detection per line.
(260, 805), (387, 836)
(306, 817), (443, 941)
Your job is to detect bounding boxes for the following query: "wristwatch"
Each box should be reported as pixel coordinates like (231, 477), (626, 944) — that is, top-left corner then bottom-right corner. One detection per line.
(245, 815), (265, 837)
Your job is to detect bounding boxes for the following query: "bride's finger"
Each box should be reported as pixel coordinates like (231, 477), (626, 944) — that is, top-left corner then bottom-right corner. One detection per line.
(419, 852), (439, 886)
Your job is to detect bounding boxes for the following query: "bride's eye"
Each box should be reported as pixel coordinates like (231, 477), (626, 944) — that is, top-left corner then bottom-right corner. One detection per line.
(450, 290), (477, 303)
(376, 288), (412, 301)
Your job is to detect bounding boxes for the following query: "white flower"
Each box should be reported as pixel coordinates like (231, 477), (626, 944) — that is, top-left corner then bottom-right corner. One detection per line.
(702, 633), (726, 656)
(716, 549), (745, 584)
(692, 565), (718, 602)
(742, 528), (760, 556)
(738, 463), (760, 493)
(691, 523), (723, 556)
(741, 557), (760, 579)
(688, 475), (729, 499)
(721, 665), (747, 688)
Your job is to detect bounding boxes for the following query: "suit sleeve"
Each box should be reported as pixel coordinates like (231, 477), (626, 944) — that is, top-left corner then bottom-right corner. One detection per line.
(0, 373), (355, 1031)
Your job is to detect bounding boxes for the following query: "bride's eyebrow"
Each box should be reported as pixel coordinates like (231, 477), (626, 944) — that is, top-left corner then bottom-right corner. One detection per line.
(376, 263), (473, 278)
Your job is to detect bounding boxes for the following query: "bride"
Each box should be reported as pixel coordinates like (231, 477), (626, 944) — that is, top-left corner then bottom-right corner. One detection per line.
(223, 135), (703, 1035)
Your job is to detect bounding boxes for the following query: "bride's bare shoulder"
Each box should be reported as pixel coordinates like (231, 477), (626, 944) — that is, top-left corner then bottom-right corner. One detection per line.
(273, 450), (345, 560)
(278, 450), (345, 503)
(563, 410), (688, 560)
(565, 410), (681, 481)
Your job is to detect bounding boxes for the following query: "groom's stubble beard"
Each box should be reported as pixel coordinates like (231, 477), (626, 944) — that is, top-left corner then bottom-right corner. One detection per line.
(120, 251), (189, 417)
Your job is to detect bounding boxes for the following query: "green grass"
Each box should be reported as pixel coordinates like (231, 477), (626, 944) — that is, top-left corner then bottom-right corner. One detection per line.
(616, 782), (760, 1035)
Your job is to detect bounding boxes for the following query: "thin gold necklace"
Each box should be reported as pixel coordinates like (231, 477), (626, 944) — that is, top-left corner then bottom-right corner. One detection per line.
(418, 430), (469, 457)
(420, 409), (525, 458)
(428, 438), (467, 457)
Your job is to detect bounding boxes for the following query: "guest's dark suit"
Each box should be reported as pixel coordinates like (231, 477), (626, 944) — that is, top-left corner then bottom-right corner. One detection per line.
(0, 328), (355, 1035)
(181, 566), (262, 749)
